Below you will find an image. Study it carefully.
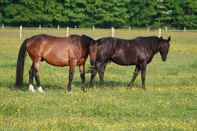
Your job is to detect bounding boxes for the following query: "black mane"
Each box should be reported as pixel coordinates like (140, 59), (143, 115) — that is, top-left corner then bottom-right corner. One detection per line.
(133, 36), (162, 53)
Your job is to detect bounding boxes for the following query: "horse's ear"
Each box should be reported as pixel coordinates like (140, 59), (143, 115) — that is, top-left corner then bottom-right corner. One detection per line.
(82, 34), (93, 40)
(81, 34), (88, 39)
(81, 35), (88, 44)
(167, 36), (171, 42)
(168, 36), (171, 42)
(81, 34), (95, 45)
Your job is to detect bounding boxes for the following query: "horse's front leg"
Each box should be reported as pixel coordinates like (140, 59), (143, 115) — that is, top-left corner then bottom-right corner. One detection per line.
(79, 64), (85, 83)
(67, 61), (76, 93)
(90, 62), (99, 85)
(79, 64), (86, 92)
(140, 63), (147, 89)
(128, 65), (140, 87)
(97, 62), (106, 83)
(90, 68), (97, 85)
(28, 65), (35, 92)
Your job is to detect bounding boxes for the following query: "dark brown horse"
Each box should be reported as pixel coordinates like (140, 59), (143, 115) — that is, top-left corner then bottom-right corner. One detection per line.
(15, 34), (97, 93)
(90, 36), (171, 89)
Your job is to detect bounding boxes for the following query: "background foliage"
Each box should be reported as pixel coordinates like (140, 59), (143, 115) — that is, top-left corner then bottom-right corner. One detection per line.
(0, 0), (197, 28)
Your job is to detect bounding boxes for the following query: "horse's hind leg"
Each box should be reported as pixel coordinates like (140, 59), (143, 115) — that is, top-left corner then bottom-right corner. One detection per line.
(90, 69), (97, 85)
(67, 61), (77, 93)
(28, 65), (35, 92)
(79, 64), (85, 83)
(32, 61), (44, 93)
(90, 63), (97, 85)
(79, 64), (86, 92)
(128, 65), (140, 87)
(98, 63), (106, 83)
(140, 63), (147, 89)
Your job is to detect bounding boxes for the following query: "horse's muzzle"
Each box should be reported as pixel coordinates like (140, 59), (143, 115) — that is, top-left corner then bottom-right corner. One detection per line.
(162, 57), (167, 61)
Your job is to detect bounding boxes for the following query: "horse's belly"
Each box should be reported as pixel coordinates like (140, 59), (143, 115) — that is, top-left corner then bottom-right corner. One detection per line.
(110, 47), (138, 65)
(111, 54), (137, 65)
(44, 50), (69, 67)
(46, 57), (69, 66)
(112, 58), (135, 65)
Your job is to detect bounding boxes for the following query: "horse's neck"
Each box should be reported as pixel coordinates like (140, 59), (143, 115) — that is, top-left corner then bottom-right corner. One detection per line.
(146, 42), (160, 63)
(149, 42), (160, 54)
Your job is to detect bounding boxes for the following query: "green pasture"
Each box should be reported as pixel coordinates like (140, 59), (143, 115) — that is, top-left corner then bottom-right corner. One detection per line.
(0, 28), (197, 130)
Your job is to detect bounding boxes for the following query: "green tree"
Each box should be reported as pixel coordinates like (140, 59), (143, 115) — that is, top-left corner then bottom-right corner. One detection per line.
(182, 0), (197, 28)
(0, 0), (197, 28)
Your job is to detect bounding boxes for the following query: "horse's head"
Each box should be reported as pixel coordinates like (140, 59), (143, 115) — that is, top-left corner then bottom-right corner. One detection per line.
(159, 36), (171, 61)
(81, 35), (97, 67)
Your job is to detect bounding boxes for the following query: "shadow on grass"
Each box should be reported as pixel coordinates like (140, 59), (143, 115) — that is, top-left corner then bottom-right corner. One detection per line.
(3, 78), (187, 92)
(1, 80), (129, 91)
(0, 63), (16, 69)
(73, 80), (129, 89)
(0, 82), (29, 92)
(24, 80), (129, 90)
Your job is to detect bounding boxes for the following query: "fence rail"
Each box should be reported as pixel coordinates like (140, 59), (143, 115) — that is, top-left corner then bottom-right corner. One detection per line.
(1, 25), (197, 41)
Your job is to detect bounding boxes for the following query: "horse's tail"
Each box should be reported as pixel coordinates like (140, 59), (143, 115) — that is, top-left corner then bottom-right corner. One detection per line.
(15, 39), (28, 88)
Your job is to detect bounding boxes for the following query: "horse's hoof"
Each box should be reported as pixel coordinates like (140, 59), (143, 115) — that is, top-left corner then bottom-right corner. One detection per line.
(66, 88), (72, 95)
(12, 87), (20, 91)
(127, 83), (133, 88)
(37, 86), (45, 93)
(13, 86), (20, 90)
(67, 90), (72, 95)
(82, 88), (87, 92)
(99, 80), (104, 84)
(29, 84), (36, 93)
(127, 87), (132, 90)
(89, 83), (94, 88)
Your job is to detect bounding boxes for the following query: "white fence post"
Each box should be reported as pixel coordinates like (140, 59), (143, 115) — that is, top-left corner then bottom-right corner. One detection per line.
(147, 27), (150, 32)
(165, 26), (168, 32)
(184, 27), (186, 32)
(129, 26), (131, 31)
(39, 24), (41, 30)
(158, 28), (161, 37)
(92, 25), (95, 31)
(19, 25), (23, 41)
(57, 25), (60, 31)
(111, 27), (115, 37)
(2, 24), (4, 29)
(66, 26), (69, 37)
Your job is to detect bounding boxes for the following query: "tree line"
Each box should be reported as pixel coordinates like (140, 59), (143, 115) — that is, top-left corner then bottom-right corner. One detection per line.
(0, 0), (197, 29)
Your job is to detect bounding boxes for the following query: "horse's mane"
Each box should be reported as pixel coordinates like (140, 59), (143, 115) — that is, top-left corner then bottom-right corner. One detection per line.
(132, 36), (163, 53)
(81, 34), (94, 40)
(97, 36), (162, 44)
(96, 37), (131, 46)
(96, 36), (165, 54)
(133, 36), (161, 43)
(67, 34), (81, 40)
(81, 34), (95, 45)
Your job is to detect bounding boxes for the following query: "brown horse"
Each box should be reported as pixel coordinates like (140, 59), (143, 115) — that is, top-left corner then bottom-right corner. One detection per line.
(15, 34), (97, 93)
(90, 36), (171, 89)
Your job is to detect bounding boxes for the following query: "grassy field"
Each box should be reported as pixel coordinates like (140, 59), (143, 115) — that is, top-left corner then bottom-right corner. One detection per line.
(0, 28), (197, 130)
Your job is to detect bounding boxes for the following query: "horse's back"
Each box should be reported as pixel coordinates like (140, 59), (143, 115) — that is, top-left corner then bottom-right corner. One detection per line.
(96, 37), (141, 65)
(25, 34), (85, 66)
(96, 37), (115, 60)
